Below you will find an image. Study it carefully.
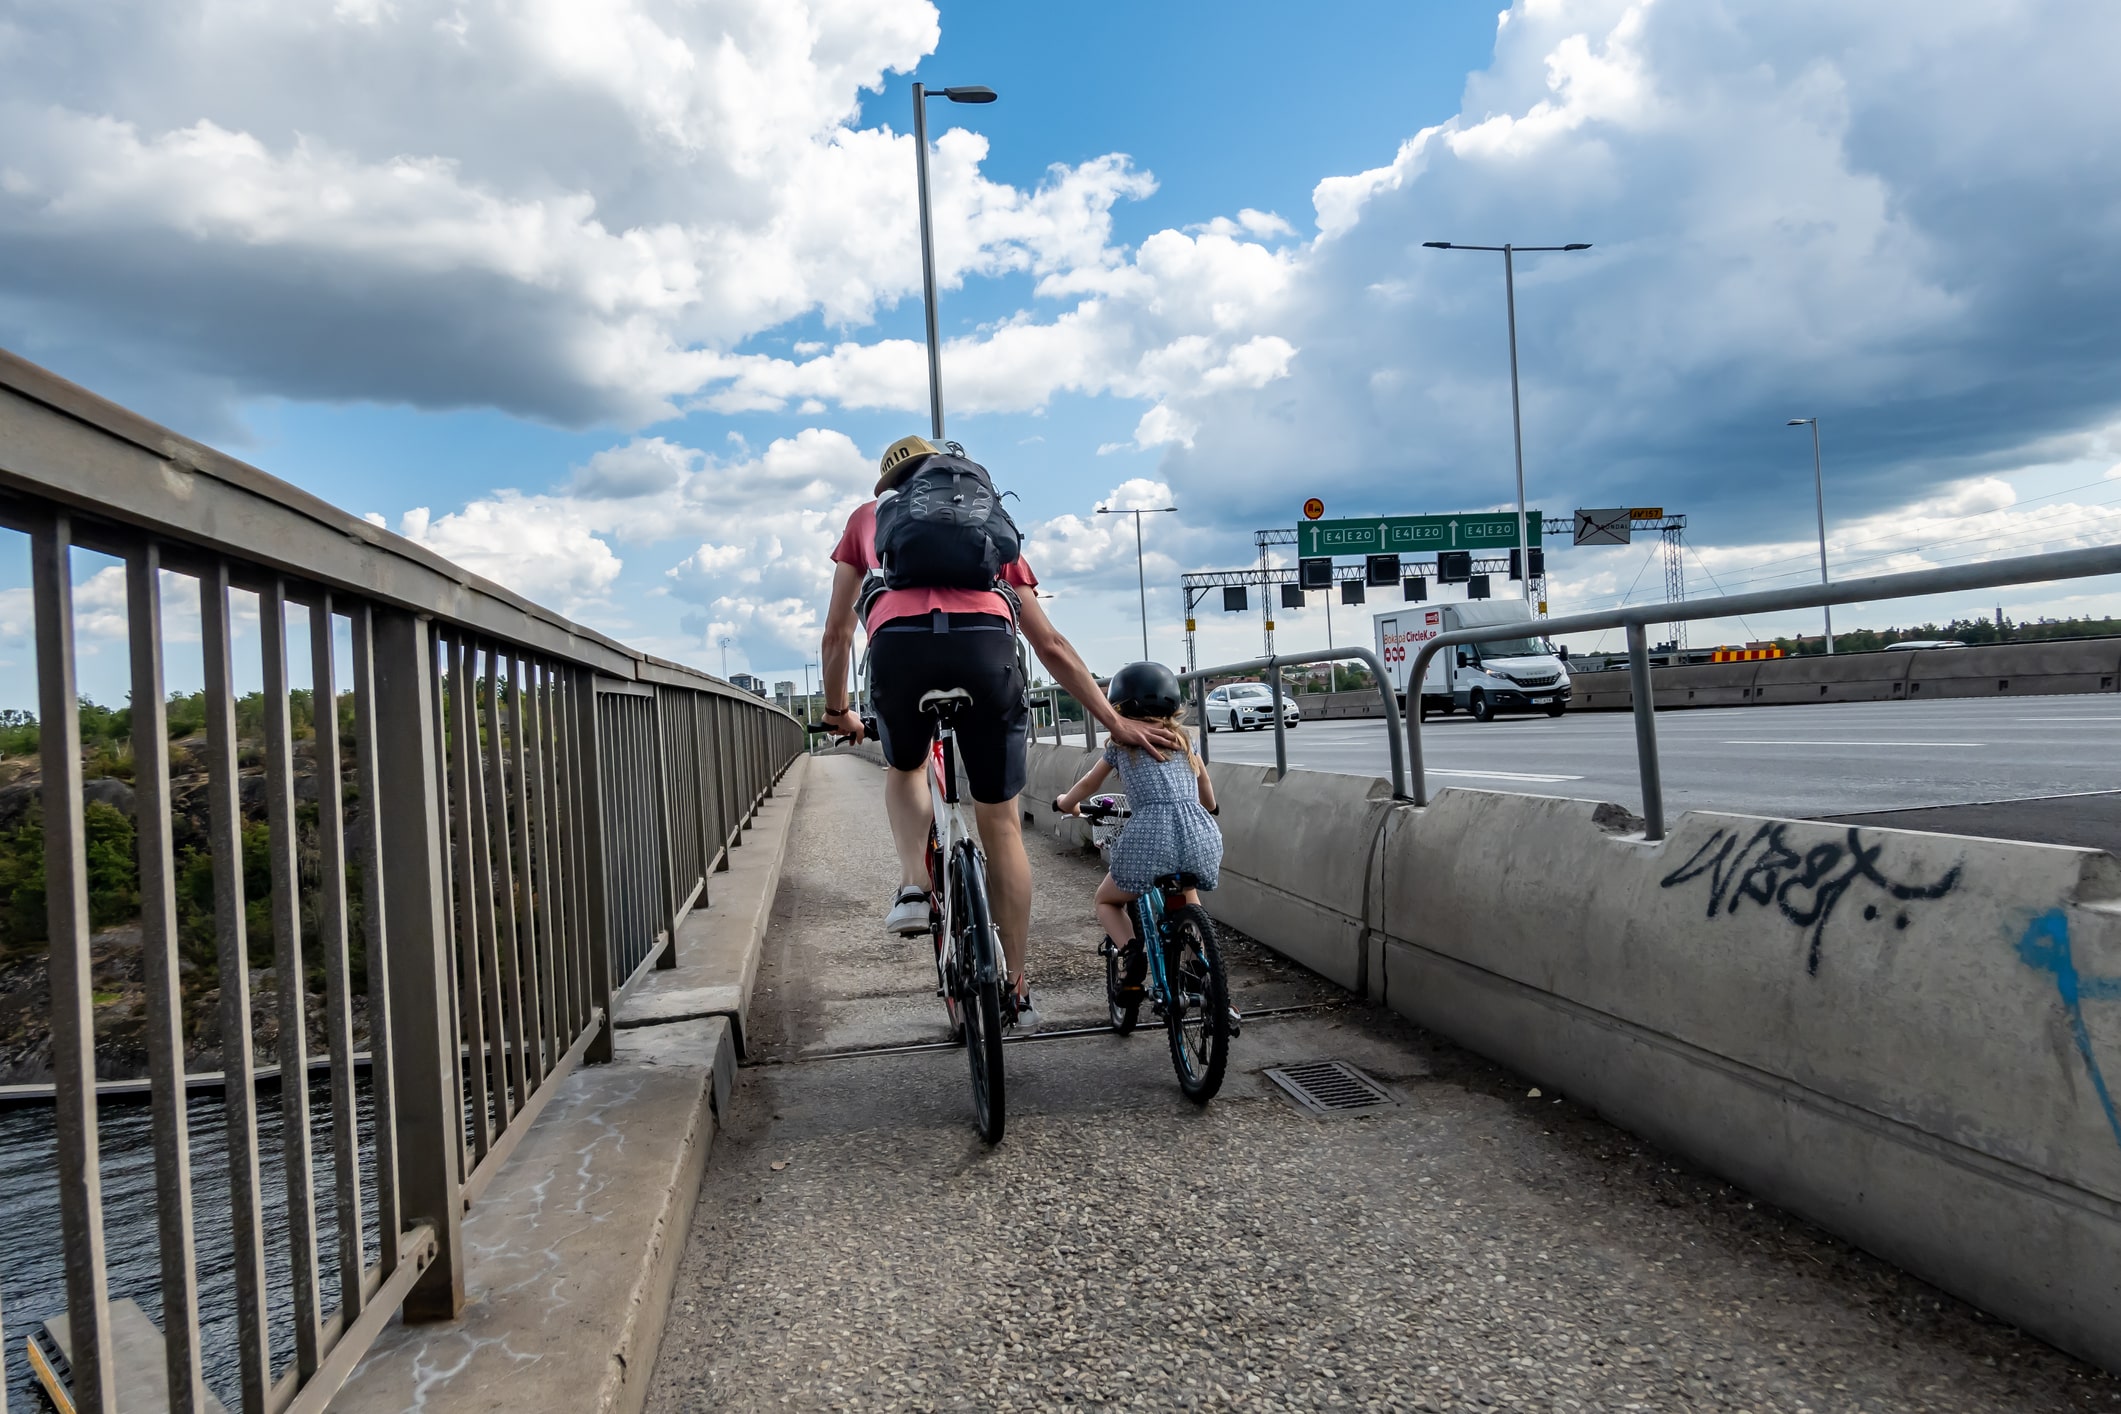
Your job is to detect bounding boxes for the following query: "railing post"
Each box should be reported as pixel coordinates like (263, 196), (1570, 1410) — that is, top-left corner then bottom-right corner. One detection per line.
(574, 673), (617, 1063)
(1269, 662), (1288, 780)
(649, 689), (681, 966)
(370, 608), (467, 1320)
(1194, 679), (1210, 764)
(1626, 621), (1667, 840)
(33, 512), (117, 1409)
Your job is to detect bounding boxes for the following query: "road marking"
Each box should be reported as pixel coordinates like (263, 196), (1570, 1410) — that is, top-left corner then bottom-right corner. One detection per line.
(1428, 768), (1585, 783)
(1721, 739), (1985, 748)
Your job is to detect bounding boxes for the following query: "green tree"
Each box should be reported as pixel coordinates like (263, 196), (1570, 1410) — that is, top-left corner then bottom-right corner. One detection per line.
(0, 800), (140, 957)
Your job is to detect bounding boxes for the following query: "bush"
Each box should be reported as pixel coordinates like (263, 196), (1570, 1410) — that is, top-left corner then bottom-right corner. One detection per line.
(0, 800), (140, 956)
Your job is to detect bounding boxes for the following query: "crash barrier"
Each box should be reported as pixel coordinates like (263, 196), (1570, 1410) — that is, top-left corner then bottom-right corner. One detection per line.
(1569, 637), (2121, 711)
(1016, 743), (2121, 1375)
(1405, 545), (2121, 840)
(0, 349), (802, 1413)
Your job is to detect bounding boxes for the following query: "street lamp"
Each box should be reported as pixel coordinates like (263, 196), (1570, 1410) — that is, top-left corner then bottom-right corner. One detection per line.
(1096, 504), (1178, 661)
(1422, 241), (1592, 610)
(912, 82), (998, 440)
(1787, 417), (1834, 654)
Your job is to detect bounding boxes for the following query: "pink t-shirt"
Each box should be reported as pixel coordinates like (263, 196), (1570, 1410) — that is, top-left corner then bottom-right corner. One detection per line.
(832, 499), (1038, 633)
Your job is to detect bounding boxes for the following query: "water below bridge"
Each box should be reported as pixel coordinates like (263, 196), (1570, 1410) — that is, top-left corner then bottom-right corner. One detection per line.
(640, 754), (2118, 1412)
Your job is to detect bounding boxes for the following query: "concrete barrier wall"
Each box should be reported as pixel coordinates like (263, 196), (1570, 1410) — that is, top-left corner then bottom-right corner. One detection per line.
(1063, 740), (2121, 1372)
(1568, 638), (2121, 710)
(1905, 640), (2121, 699)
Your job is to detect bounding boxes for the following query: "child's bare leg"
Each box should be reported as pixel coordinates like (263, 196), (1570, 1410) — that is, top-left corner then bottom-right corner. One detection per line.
(1096, 874), (1136, 945)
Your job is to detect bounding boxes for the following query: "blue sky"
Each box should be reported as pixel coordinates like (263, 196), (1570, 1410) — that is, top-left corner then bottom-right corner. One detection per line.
(3, 0), (2120, 707)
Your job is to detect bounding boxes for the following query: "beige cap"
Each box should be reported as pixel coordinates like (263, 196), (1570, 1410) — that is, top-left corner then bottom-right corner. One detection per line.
(875, 434), (941, 495)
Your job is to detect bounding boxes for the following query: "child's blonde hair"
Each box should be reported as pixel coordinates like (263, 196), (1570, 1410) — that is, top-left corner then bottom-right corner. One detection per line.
(1121, 711), (1203, 776)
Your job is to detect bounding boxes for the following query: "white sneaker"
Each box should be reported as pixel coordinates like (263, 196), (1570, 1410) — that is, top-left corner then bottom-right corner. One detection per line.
(884, 886), (930, 936)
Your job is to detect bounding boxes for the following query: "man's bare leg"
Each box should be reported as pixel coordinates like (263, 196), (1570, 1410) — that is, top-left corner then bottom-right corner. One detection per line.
(884, 764), (931, 889)
(972, 797), (1031, 991)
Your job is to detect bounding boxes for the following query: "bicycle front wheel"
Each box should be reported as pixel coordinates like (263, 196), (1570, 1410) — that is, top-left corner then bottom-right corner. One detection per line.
(1163, 904), (1231, 1103)
(953, 844), (1007, 1143)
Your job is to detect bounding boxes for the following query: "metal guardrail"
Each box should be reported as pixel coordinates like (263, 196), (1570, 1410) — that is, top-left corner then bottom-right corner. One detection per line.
(0, 350), (801, 1413)
(1028, 650), (1408, 799)
(1178, 649), (1406, 797)
(1406, 543), (2121, 839)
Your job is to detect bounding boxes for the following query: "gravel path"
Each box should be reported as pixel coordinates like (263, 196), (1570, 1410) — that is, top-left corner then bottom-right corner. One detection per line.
(645, 752), (2119, 1412)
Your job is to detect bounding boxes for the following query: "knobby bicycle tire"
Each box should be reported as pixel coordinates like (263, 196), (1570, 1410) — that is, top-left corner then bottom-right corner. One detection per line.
(1163, 904), (1230, 1103)
(953, 843), (1008, 1143)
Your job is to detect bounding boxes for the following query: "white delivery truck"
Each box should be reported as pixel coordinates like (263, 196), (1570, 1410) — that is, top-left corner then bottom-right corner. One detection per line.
(1374, 600), (1571, 721)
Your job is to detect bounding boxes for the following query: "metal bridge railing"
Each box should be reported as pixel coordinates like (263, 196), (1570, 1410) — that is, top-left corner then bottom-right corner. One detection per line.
(0, 348), (802, 1413)
(1158, 546), (2121, 838)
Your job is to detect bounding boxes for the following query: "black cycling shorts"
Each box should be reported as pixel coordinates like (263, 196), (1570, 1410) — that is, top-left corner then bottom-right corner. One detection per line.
(868, 611), (1029, 804)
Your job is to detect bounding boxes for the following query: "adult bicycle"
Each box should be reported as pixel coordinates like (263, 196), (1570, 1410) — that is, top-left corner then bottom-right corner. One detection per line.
(813, 691), (1010, 1142)
(1071, 796), (1234, 1103)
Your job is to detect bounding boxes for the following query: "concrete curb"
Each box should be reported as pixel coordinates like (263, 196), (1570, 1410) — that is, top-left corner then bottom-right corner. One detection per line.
(618, 756), (807, 1056)
(334, 757), (805, 1414)
(330, 1019), (737, 1414)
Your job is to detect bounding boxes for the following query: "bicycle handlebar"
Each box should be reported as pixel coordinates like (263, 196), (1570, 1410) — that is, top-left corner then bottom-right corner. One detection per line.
(805, 715), (879, 743)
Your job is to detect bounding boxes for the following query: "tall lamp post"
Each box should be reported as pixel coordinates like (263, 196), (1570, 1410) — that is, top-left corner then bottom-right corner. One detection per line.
(912, 82), (998, 440)
(1422, 241), (1592, 610)
(718, 636), (731, 679)
(1787, 417), (1834, 654)
(1097, 504), (1177, 661)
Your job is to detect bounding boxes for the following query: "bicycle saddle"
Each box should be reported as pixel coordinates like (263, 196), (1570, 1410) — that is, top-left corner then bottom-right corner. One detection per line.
(918, 687), (974, 718)
(1154, 871), (1206, 892)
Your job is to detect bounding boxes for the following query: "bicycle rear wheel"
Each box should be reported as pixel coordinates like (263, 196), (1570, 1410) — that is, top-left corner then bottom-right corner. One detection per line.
(952, 843), (1007, 1143)
(1163, 904), (1230, 1103)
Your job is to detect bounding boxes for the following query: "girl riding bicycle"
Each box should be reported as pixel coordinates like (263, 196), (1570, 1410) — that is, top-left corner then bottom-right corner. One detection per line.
(1053, 662), (1222, 1002)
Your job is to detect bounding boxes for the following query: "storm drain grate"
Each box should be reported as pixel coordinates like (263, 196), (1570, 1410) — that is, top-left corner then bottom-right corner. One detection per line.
(1264, 1060), (1397, 1117)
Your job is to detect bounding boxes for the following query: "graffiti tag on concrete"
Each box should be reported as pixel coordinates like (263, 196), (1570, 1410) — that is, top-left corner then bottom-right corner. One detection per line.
(2018, 909), (2121, 1152)
(1659, 822), (1961, 974)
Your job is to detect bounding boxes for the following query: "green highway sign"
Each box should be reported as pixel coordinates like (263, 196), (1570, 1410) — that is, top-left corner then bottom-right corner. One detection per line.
(1294, 512), (1544, 557)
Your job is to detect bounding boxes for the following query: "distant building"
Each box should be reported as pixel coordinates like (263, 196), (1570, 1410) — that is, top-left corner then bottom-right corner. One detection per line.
(774, 680), (796, 700)
(730, 672), (767, 696)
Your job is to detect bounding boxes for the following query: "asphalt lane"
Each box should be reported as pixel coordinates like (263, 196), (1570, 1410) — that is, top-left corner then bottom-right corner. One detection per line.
(1201, 696), (2121, 819)
(645, 754), (2118, 1412)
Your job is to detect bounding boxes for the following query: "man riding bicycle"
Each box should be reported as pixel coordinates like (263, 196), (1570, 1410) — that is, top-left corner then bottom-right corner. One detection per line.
(819, 435), (1179, 1018)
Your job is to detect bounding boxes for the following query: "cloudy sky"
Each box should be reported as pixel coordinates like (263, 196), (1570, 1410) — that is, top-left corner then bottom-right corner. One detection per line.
(4, 0), (2120, 702)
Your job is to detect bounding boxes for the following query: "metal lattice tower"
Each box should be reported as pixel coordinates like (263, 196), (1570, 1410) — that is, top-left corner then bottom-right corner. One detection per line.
(1664, 523), (1687, 652)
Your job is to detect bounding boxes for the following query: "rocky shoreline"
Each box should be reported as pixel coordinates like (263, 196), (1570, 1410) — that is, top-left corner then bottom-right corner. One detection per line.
(0, 723), (377, 1086)
(0, 923), (373, 1086)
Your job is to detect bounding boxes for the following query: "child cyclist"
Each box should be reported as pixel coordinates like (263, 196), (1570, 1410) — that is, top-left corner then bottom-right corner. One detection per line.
(1053, 663), (1222, 1002)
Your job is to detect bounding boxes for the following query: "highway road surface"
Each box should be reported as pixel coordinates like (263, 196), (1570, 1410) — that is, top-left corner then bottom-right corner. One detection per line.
(1198, 696), (2121, 828)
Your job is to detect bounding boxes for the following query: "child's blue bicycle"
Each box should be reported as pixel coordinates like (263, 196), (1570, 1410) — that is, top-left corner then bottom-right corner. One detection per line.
(1076, 797), (1234, 1103)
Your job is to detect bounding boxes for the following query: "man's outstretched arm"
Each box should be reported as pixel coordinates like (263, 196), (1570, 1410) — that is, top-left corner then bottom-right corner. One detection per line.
(820, 561), (864, 737)
(1016, 592), (1178, 756)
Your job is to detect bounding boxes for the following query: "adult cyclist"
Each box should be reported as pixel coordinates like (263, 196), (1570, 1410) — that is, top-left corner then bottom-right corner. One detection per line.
(819, 435), (1179, 1020)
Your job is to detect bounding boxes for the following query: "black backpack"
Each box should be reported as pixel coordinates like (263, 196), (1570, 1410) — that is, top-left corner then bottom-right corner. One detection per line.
(873, 452), (1023, 591)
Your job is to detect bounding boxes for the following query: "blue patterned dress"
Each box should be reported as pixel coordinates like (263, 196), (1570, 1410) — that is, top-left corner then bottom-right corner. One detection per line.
(1102, 743), (1222, 893)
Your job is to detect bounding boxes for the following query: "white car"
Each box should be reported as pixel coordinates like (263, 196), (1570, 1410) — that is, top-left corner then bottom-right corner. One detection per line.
(1883, 639), (1967, 650)
(1202, 683), (1301, 732)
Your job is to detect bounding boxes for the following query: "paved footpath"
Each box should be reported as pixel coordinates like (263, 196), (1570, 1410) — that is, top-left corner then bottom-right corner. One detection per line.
(645, 753), (2119, 1413)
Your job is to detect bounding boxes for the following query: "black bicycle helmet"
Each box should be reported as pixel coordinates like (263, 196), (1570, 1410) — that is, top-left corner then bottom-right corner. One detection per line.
(1106, 661), (1183, 719)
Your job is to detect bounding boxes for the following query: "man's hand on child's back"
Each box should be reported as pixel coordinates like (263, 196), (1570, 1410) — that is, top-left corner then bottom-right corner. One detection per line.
(1104, 716), (1179, 759)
